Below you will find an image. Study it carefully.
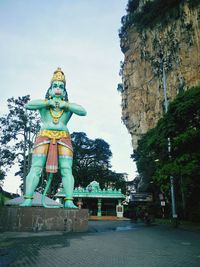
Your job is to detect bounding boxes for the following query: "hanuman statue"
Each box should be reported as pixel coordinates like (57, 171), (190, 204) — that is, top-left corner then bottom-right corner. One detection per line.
(20, 68), (87, 208)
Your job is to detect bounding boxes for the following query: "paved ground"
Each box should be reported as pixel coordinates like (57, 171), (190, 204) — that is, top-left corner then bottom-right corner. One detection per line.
(0, 221), (200, 267)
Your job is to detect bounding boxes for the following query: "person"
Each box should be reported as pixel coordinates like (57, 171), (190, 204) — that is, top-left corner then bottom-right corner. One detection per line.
(20, 68), (87, 208)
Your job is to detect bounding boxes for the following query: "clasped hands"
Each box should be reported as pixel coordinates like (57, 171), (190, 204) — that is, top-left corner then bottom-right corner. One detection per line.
(47, 99), (69, 110)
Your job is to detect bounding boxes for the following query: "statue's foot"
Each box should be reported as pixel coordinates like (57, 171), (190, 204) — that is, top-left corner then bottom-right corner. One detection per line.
(20, 199), (33, 207)
(64, 200), (78, 209)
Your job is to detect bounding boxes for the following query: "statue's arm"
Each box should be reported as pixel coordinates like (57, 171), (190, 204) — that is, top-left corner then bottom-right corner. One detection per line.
(25, 100), (49, 110)
(65, 102), (87, 116)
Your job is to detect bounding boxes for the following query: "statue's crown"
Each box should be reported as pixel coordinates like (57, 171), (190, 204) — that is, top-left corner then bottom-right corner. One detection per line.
(51, 67), (66, 84)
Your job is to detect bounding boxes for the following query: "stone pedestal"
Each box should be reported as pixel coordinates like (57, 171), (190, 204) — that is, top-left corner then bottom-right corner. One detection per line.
(0, 207), (88, 232)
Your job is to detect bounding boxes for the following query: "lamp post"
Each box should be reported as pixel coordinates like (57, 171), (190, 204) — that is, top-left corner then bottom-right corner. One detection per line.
(162, 65), (178, 226)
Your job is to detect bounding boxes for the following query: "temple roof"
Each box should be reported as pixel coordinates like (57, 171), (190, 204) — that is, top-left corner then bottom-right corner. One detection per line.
(56, 181), (125, 199)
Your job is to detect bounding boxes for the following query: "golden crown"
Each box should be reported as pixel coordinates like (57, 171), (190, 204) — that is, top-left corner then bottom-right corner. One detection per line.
(51, 67), (66, 84)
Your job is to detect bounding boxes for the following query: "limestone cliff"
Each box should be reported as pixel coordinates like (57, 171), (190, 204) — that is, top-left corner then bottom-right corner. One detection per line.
(119, 0), (200, 149)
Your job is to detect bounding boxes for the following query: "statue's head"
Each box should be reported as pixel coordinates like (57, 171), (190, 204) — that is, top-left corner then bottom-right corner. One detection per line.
(45, 67), (68, 101)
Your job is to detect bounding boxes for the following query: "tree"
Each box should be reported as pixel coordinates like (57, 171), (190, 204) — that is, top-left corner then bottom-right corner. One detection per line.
(133, 86), (200, 220)
(0, 146), (15, 185)
(71, 132), (125, 191)
(0, 95), (40, 191)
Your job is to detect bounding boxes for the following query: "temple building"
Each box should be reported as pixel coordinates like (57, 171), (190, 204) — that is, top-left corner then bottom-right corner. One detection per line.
(55, 181), (125, 217)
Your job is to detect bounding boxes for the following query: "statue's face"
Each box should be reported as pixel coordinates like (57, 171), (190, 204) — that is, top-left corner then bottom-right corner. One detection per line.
(49, 81), (66, 99)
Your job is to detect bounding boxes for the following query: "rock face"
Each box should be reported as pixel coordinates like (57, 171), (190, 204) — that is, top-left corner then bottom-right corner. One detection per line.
(119, 1), (200, 149)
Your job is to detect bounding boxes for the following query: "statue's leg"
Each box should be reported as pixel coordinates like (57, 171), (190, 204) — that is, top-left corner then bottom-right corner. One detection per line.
(20, 145), (48, 207)
(58, 145), (77, 209)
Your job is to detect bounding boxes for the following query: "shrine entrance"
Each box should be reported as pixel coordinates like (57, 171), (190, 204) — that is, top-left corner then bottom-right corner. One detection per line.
(55, 181), (125, 217)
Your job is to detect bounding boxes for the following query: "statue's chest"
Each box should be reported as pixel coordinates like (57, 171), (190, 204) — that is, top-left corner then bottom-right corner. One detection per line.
(48, 108), (65, 124)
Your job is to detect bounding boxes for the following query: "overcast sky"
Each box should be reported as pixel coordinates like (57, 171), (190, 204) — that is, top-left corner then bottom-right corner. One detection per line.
(0, 0), (137, 193)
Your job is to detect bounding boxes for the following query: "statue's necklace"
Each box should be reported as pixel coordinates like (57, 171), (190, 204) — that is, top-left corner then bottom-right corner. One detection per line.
(50, 108), (64, 124)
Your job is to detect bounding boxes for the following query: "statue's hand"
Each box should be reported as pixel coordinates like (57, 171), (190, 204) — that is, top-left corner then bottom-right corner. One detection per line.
(59, 101), (69, 110)
(47, 99), (56, 108)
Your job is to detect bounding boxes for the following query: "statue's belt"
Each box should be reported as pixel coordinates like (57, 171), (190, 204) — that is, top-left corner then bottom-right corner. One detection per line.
(38, 130), (70, 144)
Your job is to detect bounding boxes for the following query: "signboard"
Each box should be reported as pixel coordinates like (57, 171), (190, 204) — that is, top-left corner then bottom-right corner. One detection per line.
(161, 201), (166, 206)
(131, 193), (153, 202)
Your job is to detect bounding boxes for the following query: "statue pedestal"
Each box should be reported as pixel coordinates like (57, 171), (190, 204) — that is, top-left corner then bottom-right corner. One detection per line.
(0, 207), (88, 232)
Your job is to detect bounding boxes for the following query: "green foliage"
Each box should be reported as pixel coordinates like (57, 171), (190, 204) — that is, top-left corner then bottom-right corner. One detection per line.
(126, 0), (140, 13)
(0, 148), (15, 182)
(0, 193), (5, 206)
(187, 0), (200, 8)
(134, 86), (200, 220)
(0, 188), (19, 206)
(0, 96), (40, 188)
(71, 132), (126, 192)
(0, 193), (12, 206)
(119, 0), (186, 38)
(135, 0), (183, 28)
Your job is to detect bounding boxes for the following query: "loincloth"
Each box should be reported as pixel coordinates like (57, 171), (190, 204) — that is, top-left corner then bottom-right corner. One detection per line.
(32, 130), (73, 173)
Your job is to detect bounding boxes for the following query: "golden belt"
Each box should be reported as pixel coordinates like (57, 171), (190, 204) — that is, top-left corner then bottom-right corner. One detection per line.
(38, 130), (70, 144)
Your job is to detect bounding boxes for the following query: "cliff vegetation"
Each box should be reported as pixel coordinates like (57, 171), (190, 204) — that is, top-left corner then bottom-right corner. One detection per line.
(133, 86), (200, 221)
(118, 0), (200, 149)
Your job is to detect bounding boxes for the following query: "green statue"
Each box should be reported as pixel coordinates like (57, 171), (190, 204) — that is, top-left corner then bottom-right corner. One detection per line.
(20, 68), (87, 208)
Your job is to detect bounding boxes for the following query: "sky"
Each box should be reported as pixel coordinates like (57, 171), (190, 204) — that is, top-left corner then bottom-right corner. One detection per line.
(0, 0), (137, 193)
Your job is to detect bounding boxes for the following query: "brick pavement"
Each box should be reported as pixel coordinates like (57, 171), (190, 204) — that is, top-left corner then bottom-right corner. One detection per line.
(0, 221), (200, 267)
